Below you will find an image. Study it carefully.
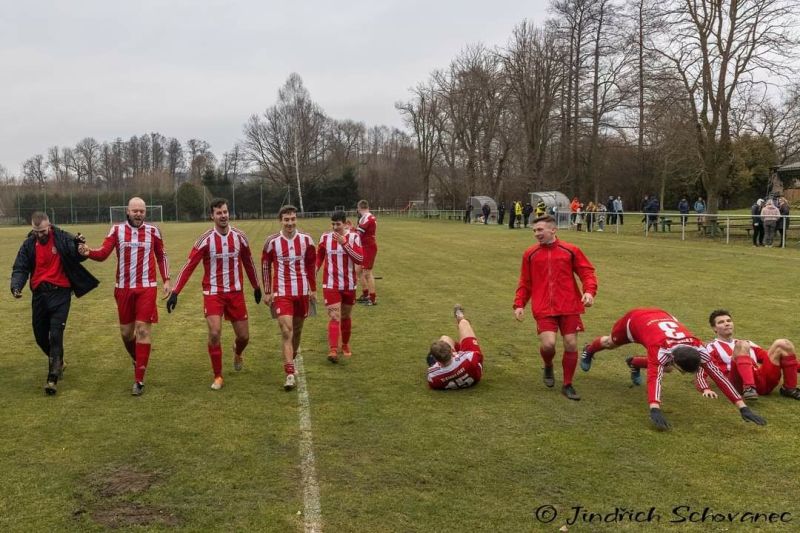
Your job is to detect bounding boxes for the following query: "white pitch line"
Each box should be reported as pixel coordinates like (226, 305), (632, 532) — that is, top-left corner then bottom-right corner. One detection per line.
(294, 354), (323, 533)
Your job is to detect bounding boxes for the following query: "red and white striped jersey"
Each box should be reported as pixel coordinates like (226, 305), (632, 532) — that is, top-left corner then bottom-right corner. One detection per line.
(262, 231), (317, 297)
(695, 338), (768, 392)
(316, 231), (363, 290)
(427, 338), (484, 390)
(172, 226), (259, 295)
(89, 222), (169, 289)
(357, 212), (377, 247)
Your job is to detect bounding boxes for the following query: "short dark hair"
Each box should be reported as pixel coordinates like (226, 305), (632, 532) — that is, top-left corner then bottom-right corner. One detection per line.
(357, 200), (369, 209)
(672, 345), (701, 373)
(532, 215), (556, 226)
(31, 211), (49, 225)
(210, 198), (228, 211)
(708, 309), (731, 328)
(428, 340), (453, 364)
(278, 205), (297, 219)
(331, 210), (346, 222)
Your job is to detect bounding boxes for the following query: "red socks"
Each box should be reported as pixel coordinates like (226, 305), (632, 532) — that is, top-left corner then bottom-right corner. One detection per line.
(631, 356), (648, 369)
(540, 346), (556, 367)
(369, 293), (376, 304)
(781, 354), (798, 389)
(734, 355), (756, 388)
(284, 362), (295, 376)
(563, 351), (577, 386)
(134, 343), (151, 383)
(328, 320), (340, 349)
(361, 289), (368, 298)
(208, 344), (223, 378)
(587, 337), (604, 355)
(341, 318), (352, 344)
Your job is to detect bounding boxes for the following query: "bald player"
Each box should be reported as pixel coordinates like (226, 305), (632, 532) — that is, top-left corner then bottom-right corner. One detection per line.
(80, 197), (170, 395)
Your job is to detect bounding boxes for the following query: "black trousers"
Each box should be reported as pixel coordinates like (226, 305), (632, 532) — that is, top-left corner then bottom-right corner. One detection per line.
(31, 286), (71, 382)
(752, 222), (764, 245)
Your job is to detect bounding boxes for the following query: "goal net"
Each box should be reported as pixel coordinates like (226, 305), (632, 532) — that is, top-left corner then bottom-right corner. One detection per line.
(109, 205), (164, 224)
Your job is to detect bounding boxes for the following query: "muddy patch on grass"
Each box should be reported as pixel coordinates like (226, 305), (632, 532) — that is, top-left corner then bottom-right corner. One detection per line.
(79, 464), (181, 528)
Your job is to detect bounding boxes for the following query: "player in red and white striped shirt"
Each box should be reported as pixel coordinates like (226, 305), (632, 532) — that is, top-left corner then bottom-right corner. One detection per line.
(695, 309), (800, 400)
(355, 199), (379, 305)
(581, 308), (765, 430)
(167, 198), (261, 390)
(427, 305), (484, 390)
(316, 210), (363, 362)
(262, 205), (317, 391)
(79, 197), (170, 396)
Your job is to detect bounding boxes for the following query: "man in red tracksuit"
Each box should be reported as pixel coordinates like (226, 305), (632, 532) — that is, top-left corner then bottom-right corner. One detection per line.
(513, 215), (597, 400)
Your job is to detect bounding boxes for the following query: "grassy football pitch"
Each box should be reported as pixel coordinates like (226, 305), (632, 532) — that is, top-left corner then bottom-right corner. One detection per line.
(1, 217), (798, 532)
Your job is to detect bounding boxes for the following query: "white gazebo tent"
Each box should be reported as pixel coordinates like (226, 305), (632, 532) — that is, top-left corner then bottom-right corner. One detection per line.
(529, 191), (571, 227)
(467, 196), (498, 223)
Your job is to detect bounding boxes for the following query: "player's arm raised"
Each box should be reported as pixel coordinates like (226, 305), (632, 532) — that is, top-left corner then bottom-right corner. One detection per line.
(86, 230), (118, 261)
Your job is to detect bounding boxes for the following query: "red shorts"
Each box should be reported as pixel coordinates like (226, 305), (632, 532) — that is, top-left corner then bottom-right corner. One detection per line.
(115, 287), (158, 324)
(610, 311), (636, 346)
(273, 295), (309, 318)
(457, 336), (482, 356)
(535, 314), (584, 335)
(323, 288), (356, 306)
(361, 245), (377, 270)
(203, 291), (248, 322)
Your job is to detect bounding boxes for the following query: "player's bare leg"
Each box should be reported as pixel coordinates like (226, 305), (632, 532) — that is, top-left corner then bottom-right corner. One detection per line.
(206, 315), (224, 390)
(231, 320), (249, 371)
(325, 303), (341, 362)
(277, 315), (297, 390)
(364, 269), (377, 305)
(356, 265), (368, 302)
(768, 339), (800, 399)
(341, 303), (354, 357)
(538, 331), (557, 388)
(455, 310), (475, 340)
(119, 323), (137, 364)
(561, 332), (580, 400)
(131, 321), (152, 395)
(292, 317), (304, 357)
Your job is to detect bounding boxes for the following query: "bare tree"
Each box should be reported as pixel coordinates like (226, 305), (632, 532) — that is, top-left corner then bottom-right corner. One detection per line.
(185, 139), (215, 182)
(23, 154), (48, 186)
(397, 81), (442, 207)
(47, 146), (68, 183)
(652, 0), (799, 213)
(75, 137), (102, 184)
(166, 137), (184, 179)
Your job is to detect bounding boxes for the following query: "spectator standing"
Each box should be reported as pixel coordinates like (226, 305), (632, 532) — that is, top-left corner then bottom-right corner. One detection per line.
(596, 203), (607, 231)
(585, 202), (596, 232)
(574, 204), (584, 232)
(606, 196), (616, 225)
(614, 196), (624, 225)
(508, 201), (516, 229)
(645, 196), (660, 233)
(570, 197), (580, 225)
(776, 197), (790, 247)
(464, 202), (473, 224)
(751, 198), (764, 246)
(481, 203), (490, 224)
(694, 197), (706, 230)
(677, 198), (690, 227)
(535, 200), (547, 218)
(497, 202), (506, 226)
(514, 200), (523, 228)
(522, 202), (534, 228)
(761, 199), (781, 247)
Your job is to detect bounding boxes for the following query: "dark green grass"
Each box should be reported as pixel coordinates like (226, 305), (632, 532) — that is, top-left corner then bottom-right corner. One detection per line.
(1, 218), (798, 531)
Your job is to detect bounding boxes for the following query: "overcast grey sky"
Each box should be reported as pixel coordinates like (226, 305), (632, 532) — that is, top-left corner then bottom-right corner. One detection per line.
(0, 0), (548, 174)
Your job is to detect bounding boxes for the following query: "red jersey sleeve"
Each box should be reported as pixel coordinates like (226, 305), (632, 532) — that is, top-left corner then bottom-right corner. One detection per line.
(342, 234), (363, 264)
(305, 239), (317, 292)
(152, 227), (170, 282)
(513, 248), (533, 309)
(572, 246), (598, 296)
(88, 229), (118, 261)
(172, 241), (207, 295)
(238, 235), (260, 290)
(261, 237), (276, 293)
(316, 235), (327, 271)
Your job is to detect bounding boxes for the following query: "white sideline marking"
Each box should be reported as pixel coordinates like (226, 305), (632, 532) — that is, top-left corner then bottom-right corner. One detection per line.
(295, 354), (323, 533)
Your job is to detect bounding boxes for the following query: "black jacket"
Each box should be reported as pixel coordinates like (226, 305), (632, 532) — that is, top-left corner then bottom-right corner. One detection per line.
(10, 226), (99, 298)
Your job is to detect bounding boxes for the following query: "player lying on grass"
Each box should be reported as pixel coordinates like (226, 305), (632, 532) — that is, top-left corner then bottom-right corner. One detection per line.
(694, 309), (800, 401)
(580, 307), (766, 430)
(427, 305), (484, 390)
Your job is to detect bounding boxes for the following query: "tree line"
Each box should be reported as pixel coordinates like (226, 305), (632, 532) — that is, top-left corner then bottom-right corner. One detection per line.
(3, 0), (799, 216)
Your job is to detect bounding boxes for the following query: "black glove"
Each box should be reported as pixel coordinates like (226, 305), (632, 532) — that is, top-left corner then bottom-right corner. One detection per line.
(10, 287), (22, 299)
(649, 408), (671, 430)
(254, 287), (262, 305)
(740, 406), (766, 426)
(74, 233), (86, 244)
(166, 293), (178, 313)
